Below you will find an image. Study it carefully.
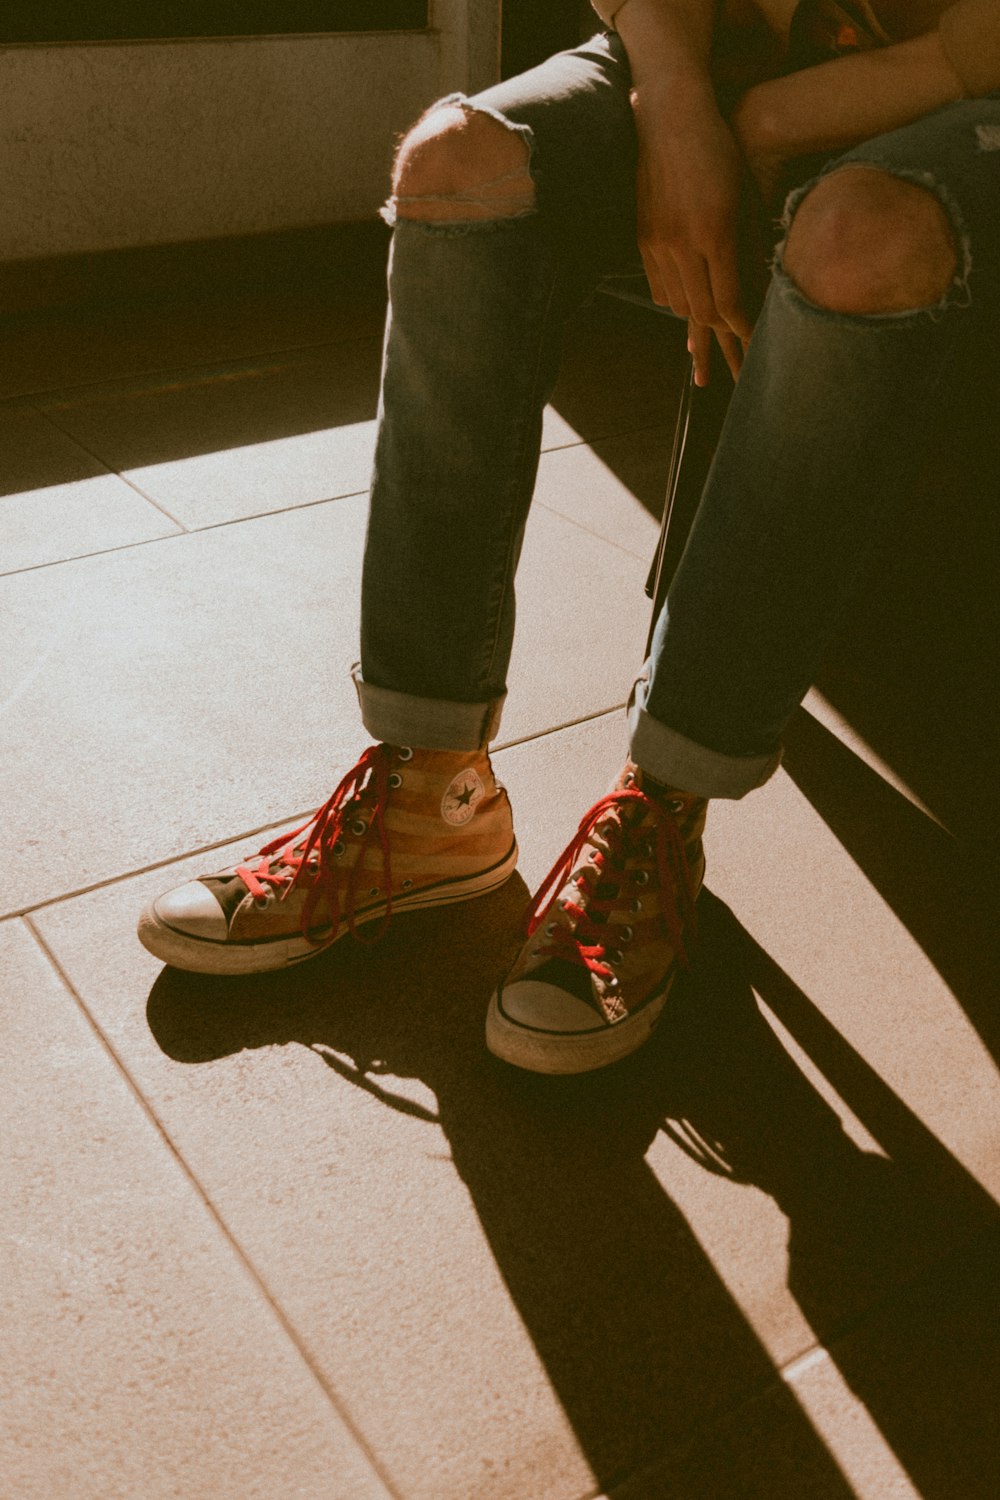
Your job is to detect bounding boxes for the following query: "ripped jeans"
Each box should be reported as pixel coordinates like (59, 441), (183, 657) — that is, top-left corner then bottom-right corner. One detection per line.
(357, 31), (1000, 798)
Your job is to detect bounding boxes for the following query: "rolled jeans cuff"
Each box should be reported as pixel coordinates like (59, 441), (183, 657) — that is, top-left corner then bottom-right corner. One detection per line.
(627, 674), (782, 800)
(352, 665), (505, 751)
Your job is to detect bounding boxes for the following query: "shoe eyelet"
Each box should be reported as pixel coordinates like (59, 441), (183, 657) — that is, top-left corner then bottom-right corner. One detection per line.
(545, 921), (558, 936)
(369, 886), (380, 897)
(401, 878), (413, 889)
(668, 796), (686, 814)
(589, 850), (601, 863)
(388, 772), (403, 789)
(253, 893), (271, 909)
(624, 772), (636, 787)
(634, 870), (649, 886)
(531, 949), (541, 959)
(619, 925), (633, 942)
(351, 819), (368, 837)
(397, 746), (414, 762)
(333, 839), (345, 857)
(630, 898), (643, 914)
(605, 975), (620, 991)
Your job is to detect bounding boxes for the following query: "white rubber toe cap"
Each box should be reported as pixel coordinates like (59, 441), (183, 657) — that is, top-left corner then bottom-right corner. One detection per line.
(497, 978), (605, 1035)
(152, 880), (229, 941)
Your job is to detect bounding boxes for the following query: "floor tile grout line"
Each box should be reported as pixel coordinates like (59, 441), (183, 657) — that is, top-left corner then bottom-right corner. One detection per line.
(28, 401), (191, 532)
(0, 529), (193, 580)
(6, 706), (628, 921)
(534, 497), (659, 566)
(1, 302), (678, 408)
(539, 417), (672, 456)
(584, 1223), (1000, 1500)
(3, 327), (387, 407)
(564, 1359), (813, 1500)
(1, 533), (183, 580)
(770, 1221), (1000, 1382)
(0, 426), (663, 578)
(494, 702), (626, 754)
(5, 812), (325, 920)
(6, 364), (665, 461)
(0, 485), (371, 579)
(21, 912), (404, 1500)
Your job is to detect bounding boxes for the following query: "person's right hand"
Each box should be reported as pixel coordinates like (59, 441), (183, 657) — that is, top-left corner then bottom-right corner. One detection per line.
(631, 74), (754, 362)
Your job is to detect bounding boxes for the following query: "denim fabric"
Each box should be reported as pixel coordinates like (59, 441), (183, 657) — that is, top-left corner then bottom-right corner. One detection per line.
(358, 34), (1000, 796)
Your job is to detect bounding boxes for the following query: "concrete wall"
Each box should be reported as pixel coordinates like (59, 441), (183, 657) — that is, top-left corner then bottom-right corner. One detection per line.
(0, 2), (500, 262)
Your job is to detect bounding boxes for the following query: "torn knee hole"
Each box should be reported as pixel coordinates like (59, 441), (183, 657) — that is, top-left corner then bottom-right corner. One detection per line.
(389, 104), (535, 223)
(782, 167), (961, 315)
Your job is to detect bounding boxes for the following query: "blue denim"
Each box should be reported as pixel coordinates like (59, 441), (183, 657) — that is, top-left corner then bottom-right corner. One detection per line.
(358, 32), (1000, 797)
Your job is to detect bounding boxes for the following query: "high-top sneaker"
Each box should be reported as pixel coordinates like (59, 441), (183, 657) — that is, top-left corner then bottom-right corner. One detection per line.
(138, 743), (517, 974)
(487, 763), (706, 1073)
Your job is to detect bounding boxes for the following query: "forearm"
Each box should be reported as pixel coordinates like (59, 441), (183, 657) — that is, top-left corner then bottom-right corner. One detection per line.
(735, 27), (965, 161)
(593, 0), (716, 89)
(602, 0), (759, 353)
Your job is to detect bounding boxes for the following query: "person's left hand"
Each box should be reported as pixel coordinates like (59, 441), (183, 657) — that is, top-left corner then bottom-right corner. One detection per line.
(687, 86), (792, 386)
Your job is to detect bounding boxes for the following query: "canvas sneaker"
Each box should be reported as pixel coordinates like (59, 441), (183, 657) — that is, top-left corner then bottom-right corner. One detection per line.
(138, 743), (517, 974)
(487, 763), (706, 1073)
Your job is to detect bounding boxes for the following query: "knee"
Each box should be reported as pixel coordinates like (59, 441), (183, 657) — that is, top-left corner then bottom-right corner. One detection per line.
(783, 167), (959, 314)
(391, 104), (534, 222)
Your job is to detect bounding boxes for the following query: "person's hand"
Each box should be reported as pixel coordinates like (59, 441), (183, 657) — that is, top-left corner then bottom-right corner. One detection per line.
(632, 75), (754, 350)
(663, 82), (790, 387)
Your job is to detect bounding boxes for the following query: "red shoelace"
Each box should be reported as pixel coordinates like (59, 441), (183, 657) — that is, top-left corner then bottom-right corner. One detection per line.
(235, 743), (396, 943)
(526, 787), (698, 983)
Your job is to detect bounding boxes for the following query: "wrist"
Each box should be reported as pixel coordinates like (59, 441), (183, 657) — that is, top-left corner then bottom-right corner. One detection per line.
(614, 0), (716, 63)
(614, 0), (716, 83)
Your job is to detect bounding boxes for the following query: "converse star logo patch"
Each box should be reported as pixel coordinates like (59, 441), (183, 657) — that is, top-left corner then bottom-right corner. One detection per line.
(442, 769), (485, 826)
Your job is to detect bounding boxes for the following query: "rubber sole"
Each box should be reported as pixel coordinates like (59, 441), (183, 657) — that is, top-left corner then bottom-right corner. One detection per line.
(138, 840), (519, 975)
(485, 969), (676, 1075)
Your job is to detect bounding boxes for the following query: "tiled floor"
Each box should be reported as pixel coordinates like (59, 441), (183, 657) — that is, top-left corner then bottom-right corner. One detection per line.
(3, 244), (998, 1500)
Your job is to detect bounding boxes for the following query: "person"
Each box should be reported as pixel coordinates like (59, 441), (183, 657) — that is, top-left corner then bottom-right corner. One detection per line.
(138, 0), (1000, 1075)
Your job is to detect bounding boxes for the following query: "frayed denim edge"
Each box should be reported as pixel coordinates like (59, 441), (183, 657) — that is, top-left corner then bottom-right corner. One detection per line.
(380, 93), (539, 236)
(773, 160), (973, 326)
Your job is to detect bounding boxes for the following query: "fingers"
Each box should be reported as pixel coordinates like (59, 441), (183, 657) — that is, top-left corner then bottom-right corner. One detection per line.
(715, 327), (746, 383)
(643, 240), (751, 342)
(687, 320), (712, 388)
(670, 249), (719, 329)
(688, 321), (747, 387)
(640, 240), (684, 314)
(707, 251), (753, 343)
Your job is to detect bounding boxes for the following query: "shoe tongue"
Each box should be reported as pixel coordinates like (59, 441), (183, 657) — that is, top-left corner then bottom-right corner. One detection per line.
(585, 799), (649, 870)
(201, 832), (310, 917)
(529, 957), (600, 1008)
(589, 806), (624, 854)
(200, 870), (259, 920)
